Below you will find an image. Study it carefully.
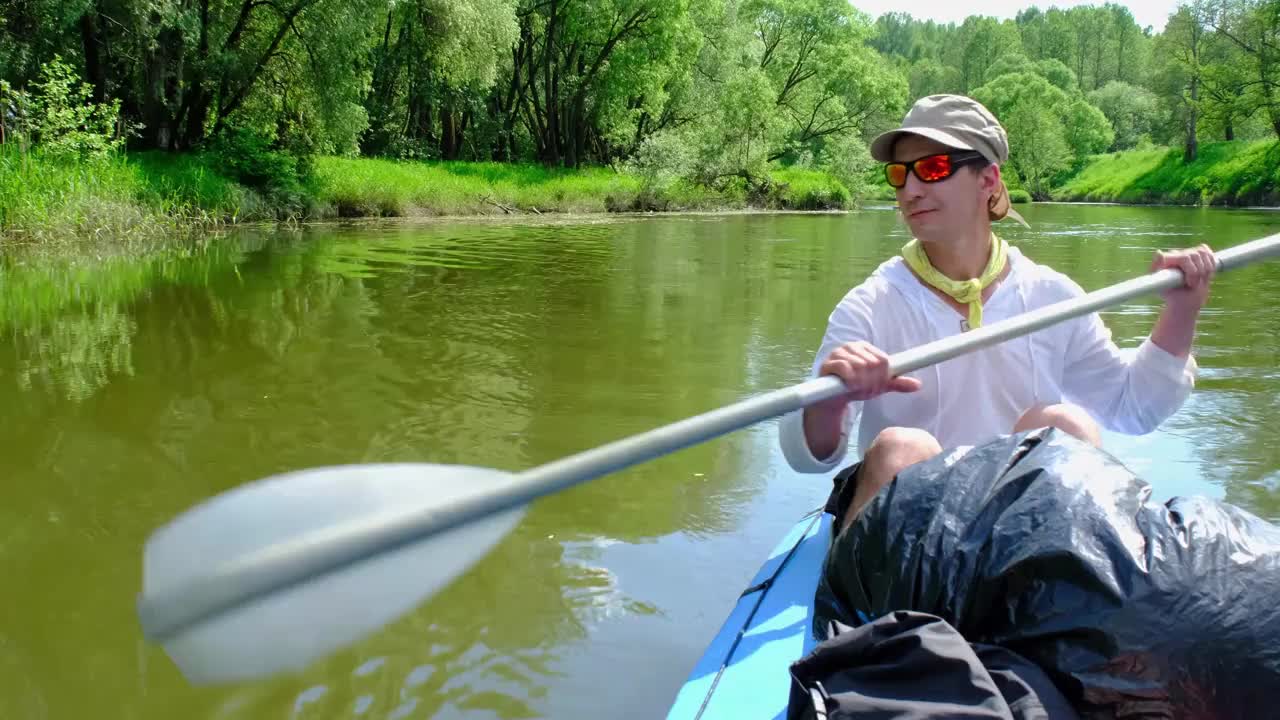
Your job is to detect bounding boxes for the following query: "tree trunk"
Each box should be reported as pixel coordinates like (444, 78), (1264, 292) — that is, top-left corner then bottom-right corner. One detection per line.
(440, 106), (458, 160)
(497, 20), (534, 161)
(1259, 47), (1280, 141)
(178, 0), (211, 148)
(143, 55), (168, 149)
(405, 64), (434, 146)
(1092, 20), (1105, 90)
(542, 1), (562, 165)
(142, 21), (184, 149)
(490, 95), (508, 161)
(1185, 77), (1199, 163)
(1115, 29), (1127, 84)
(571, 94), (588, 167)
(1075, 30), (1087, 91)
(562, 45), (583, 168)
(79, 6), (106, 105)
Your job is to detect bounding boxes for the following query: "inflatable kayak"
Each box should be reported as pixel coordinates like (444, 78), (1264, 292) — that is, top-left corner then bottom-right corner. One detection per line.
(666, 507), (833, 719)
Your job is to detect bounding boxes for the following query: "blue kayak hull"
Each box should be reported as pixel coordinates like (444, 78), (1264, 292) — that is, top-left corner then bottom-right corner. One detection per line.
(667, 509), (833, 719)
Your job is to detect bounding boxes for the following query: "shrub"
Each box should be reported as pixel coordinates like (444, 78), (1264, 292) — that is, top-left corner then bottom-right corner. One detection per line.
(27, 56), (128, 161)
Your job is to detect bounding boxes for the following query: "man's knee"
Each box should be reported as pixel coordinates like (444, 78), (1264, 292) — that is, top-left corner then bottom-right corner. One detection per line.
(864, 427), (943, 480)
(844, 427), (941, 531)
(1014, 403), (1102, 448)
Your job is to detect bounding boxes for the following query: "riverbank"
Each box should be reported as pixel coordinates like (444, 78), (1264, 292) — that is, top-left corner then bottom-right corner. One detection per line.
(0, 149), (852, 245)
(8, 141), (1278, 248)
(1052, 140), (1280, 206)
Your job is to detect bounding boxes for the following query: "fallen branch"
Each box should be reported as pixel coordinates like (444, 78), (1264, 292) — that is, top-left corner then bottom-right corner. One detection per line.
(480, 194), (515, 214)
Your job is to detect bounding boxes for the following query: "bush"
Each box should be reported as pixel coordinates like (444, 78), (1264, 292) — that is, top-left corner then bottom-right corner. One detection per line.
(1008, 188), (1032, 203)
(203, 127), (315, 216)
(7, 56), (129, 162)
(624, 130), (696, 209)
(771, 167), (851, 209)
(205, 128), (300, 191)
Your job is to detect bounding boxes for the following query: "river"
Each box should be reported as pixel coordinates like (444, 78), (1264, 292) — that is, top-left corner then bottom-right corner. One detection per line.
(2, 203), (1278, 719)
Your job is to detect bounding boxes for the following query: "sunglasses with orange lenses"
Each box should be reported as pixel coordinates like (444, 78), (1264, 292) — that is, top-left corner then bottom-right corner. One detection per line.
(884, 151), (986, 188)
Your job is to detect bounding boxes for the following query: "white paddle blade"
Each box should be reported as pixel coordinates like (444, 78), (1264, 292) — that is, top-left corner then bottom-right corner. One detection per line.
(141, 464), (523, 685)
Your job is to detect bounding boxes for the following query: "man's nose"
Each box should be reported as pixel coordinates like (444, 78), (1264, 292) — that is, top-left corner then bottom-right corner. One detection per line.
(901, 169), (927, 198)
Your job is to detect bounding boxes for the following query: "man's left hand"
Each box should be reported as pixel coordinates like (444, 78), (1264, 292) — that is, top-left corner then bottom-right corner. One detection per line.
(1151, 244), (1216, 313)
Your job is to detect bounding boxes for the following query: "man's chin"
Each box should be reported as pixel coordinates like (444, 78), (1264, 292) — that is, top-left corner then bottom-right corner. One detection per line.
(905, 214), (944, 238)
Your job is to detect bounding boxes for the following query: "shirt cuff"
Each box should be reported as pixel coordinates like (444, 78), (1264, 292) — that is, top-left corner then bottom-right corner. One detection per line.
(1136, 337), (1198, 387)
(779, 407), (848, 473)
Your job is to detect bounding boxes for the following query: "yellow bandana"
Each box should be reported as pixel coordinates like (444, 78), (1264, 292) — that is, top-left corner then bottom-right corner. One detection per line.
(901, 234), (1007, 330)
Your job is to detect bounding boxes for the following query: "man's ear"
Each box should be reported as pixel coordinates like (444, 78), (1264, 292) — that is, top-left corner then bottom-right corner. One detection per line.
(985, 164), (1002, 192)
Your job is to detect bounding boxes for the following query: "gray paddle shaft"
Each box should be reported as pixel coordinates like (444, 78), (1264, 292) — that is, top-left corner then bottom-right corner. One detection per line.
(520, 233), (1280, 490)
(138, 233), (1280, 644)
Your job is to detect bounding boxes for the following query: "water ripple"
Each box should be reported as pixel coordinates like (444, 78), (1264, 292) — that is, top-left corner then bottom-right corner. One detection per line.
(313, 223), (619, 277)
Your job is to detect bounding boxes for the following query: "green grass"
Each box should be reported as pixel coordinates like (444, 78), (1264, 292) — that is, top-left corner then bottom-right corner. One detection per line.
(311, 158), (852, 215)
(128, 151), (261, 220)
(0, 146), (260, 246)
(16, 138), (1280, 248)
(2, 149), (855, 246)
(1053, 140), (1280, 205)
(311, 158), (645, 216)
(1, 148), (149, 243)
(770, 168), (851, 209)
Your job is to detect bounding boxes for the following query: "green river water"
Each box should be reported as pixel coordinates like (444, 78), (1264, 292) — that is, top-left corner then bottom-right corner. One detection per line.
(1, 203), (1278, 719)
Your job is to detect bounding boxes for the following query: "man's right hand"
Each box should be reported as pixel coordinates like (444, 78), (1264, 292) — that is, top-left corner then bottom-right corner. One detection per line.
(802, 341), (923, 459)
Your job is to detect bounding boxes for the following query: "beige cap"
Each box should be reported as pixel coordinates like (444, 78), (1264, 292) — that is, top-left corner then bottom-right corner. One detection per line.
(870, 94), (1026, 226)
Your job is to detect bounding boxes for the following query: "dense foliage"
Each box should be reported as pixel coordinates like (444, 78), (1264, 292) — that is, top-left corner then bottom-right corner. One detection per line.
(2, 0), (1279, 203)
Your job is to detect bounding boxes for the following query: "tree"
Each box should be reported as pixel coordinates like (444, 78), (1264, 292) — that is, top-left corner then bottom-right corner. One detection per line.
(1108, 4), (1141, 84)
(1089, 81), (1160, 149)
(908, 59), (963, 99)
(1062, 97), (1115, 157)
(1015, 7), (1047, 59)
(972, 70), (1110, 188)
(362, 0), (520, 159)
(980, 52), (1080, 93)
(1208, 0), (1280, 139)
(517, 0), (699, 167)
(986, 53), (1032, 82)
(1034, 58), (1079, 92)
(1003, 102), (1072, 197)
(761, 0), (906, 160)
(671, 0), (904, 188)
(1071, 5), (1111, 89)
(1017, 5), (1147, 92)
(697, 66), (783, 184)
(1157, 3), (1213, 161)
(951, 16), (1024, 90)
(1200, 40), (1254, 140)
(870, 11), (923, 60)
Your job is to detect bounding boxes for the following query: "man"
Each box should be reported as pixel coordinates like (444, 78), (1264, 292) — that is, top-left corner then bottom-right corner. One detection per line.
(778, 94), (1216, 534)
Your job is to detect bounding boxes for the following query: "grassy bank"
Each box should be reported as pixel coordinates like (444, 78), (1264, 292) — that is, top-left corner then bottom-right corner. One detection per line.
(0, 148), (852, 245)
(313, 158), (850, 216)
(1052, 140), (1280, 206)
(0, 148), (256, 246)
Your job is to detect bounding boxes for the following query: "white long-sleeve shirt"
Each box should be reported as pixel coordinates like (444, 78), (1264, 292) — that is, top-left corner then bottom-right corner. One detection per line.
(778, 245), (1198, 473)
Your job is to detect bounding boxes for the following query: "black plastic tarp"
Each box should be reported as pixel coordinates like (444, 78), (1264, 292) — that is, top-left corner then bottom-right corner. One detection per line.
(805, 428), (1280, 719)
(789, 610), (1082, 719)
